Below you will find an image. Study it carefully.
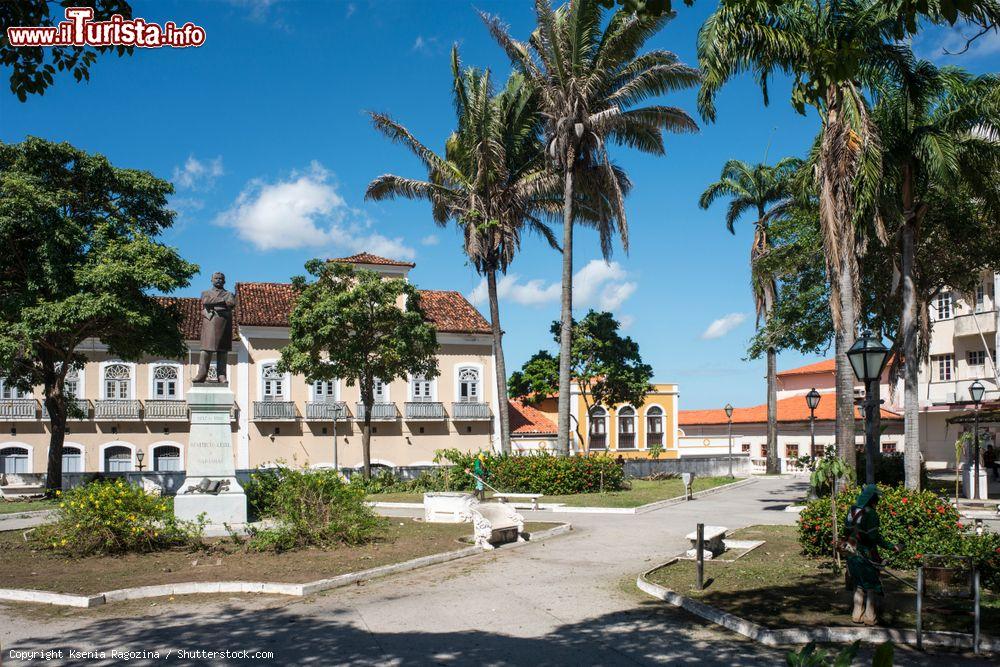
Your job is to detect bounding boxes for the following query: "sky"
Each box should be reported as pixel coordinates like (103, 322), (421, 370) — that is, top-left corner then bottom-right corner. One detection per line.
(2, 0), (998, 410)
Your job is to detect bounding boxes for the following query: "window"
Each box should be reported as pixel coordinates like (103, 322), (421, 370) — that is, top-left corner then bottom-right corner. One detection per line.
(154, 445), (182, 471)
(741, 443), (751, 454)
(457, 367), (480, 403)
(761, 444), (769, 458)
(62, 446), (83, 473)
(152, 365), (179, 399)
(646, 406), (664, 447)
(373, 378), (389, 403)
(261, 363), (284, 401)
(975, 284), (988, 313)
(968, 350), (987, 370)
(64, 367), (80, 399)
(0, 378), (26, 400)
(104, 446), (132, 472)
(881, 442), (897, 454)
(786, 444), (799, 459)
(103, 363), (132, 399)
(589, 407), (607, 449)
(312, 379), (338, 402)
(0, 447), (29, 474)
(932, 292), (953, 320)
(410, 374), (433, 402)
(811, 443), (825, 458)
(933, 354), (954, 382)
(617, 406), (637, 449)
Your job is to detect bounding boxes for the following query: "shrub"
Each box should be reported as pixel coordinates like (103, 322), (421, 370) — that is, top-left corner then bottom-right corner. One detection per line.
(36, 479), (202, 556)
(435, 449), (626, 495)
(248, 466), (384, 552)
(244, 467), (283, 518)
(852, 452), (928, 489)
(798, 485), (1000, 590)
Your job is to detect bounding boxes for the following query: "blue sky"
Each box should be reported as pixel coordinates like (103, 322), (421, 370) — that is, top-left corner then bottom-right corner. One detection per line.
(3, 1), (997, 409)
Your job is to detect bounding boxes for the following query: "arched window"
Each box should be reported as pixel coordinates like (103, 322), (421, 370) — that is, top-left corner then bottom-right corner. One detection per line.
(617, 406), (637, 449)
(152, 365), (180, 399)
(104, 363), (132, 400)
(64, 367), (80, 399)
(62, 445), (83, 473)
(104, 445), (133, 472)
(646, 406), (664, 448)
(261, 363), (285, 401)
(410, 374), (433, 401)
(153, 445), (182, 471)
(589, 407), (607, 450)
(457, 367), (480, 403)
(0, 446), (29, 474)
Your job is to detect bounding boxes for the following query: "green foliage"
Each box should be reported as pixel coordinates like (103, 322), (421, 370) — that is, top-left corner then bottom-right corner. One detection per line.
(853, 453), (927, 490)
(348, 467), (458, 495)
(436, 449), (627, 495)
(809, 450), (855, 492)
(35, 480), (201, 557)
(243, 468), (283, 519)
(648, 442), (664, 459)
(786, 639), (894, 667)
(247, 467), (385, 553)
(509, 350), (559, 405)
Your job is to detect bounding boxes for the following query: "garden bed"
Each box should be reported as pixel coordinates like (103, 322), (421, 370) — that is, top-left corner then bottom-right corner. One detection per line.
(0, 499), (58, 515)
(646, 525), (999, 634)
(0, 519), (557, 595)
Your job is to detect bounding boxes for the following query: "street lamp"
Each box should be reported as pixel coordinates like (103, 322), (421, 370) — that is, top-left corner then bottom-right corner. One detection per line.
(135, 449), (145, 472)
(970, 380), (985, 500)
(806, 388), (821, 461)
(847, 332), (890, 485)
(724, 403), (734, 478)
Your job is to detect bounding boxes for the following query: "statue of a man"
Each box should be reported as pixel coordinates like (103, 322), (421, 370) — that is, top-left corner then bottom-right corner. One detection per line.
(193, 272), (236, 383)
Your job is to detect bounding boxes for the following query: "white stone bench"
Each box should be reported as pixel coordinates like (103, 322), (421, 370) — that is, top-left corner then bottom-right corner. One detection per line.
(493, 492), (544, 510)
(423, 492), (477, 523)
(466, 502), (525, 550)
(685, 525), (727, 560)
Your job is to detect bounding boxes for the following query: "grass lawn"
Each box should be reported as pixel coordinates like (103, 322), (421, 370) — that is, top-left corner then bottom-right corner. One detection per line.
(646, 525), (998, 634)
(0, 519), (561, 595)
(0, 499), (58, 515)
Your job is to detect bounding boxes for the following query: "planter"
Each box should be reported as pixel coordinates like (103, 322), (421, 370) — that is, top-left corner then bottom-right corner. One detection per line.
(423, 492), (476, 524)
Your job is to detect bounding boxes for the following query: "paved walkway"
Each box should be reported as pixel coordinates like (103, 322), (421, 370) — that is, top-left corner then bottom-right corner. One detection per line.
(0, 477), (991, 665)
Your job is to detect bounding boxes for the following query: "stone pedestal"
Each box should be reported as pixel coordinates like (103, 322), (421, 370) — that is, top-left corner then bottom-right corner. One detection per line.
(174, 383), (247, 525)
(963, 466), (990, 500)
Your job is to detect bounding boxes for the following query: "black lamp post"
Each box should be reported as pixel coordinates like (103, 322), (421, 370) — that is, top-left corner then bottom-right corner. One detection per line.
(135, 449), (145, 472)
(847, 332), (890, 485)
(806, 388), (821, 461)
(724, 403), (734, 478)
(970, 380), (985, 500)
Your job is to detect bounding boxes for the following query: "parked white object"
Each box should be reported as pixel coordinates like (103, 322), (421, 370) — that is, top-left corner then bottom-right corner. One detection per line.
(423, 492), (476, 523)
(464, 502), (525, 550)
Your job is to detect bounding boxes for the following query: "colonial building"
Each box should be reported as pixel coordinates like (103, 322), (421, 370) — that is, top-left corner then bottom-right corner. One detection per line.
(0, 253), (503, 476)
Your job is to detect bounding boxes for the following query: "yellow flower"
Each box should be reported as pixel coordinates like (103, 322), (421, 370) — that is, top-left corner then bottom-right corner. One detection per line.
(60, 538), (67, 546)
(59, 502), (65, 508)
(55, 490), (61, 496)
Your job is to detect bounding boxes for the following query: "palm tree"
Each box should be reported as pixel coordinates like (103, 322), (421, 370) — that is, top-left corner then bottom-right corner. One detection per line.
(872, 62), (1000, 488)
(366, 47), (558, 454)
(699, 157), (802, 475)
(482, 0), (699, 454)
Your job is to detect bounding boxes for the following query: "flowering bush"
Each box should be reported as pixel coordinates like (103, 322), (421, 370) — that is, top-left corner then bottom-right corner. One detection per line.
(435, 449), (626, 495)
(798, 485), (1000, 590)
(35, 480), (202, 557)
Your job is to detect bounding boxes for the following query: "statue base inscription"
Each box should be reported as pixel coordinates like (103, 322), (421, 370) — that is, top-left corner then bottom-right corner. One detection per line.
(174, 383), (247, 525)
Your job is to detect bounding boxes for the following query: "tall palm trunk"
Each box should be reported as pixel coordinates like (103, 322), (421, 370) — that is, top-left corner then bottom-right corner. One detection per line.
(834, 258), (858, 471)
(556, 148), (576, 457)
(901, 164), (921, 489)
(487, 269), (511, 454)
(766, 347), (780, 474)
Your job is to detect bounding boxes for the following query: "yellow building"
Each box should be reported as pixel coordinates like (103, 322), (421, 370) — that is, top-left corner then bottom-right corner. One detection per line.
(532, 383), (680, 458)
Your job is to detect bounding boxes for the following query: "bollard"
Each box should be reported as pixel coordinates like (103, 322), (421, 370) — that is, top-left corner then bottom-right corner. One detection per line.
(916, 566), (923, 651)
(696, 523), (704, 591)
(974, 569), (980, 655)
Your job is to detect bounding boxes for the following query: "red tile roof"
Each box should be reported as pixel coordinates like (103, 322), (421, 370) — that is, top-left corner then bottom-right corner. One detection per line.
(155, 296), (239, 341)
(777, 359), (835, 377)
(332, 252), (416, 268)
(233, 283), (491, 334)
(508, 399), (557, 435)
(678, 393), (900, 426)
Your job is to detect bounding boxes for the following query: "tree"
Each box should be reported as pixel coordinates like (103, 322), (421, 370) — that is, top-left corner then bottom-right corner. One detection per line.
(700, 156), (801, 475)
(0, 137), (197, 491)
(278, 261), (439, 478)
(366, 47), (556, 455)
(871, 62), (1000, 489)
(508, 350), (559, 405)
(1, 1), (134, 101)
(482, 0), (698, 454)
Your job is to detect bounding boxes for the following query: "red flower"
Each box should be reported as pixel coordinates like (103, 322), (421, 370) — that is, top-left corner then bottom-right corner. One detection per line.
(937, 506), (946, 514)
(901, 498), (908, 504)
(956, 521), (963, 528)
(915, 553), (923, 559)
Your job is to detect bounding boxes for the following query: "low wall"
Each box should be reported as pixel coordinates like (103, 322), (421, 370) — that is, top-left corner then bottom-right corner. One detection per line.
(624, 455), (750, 479)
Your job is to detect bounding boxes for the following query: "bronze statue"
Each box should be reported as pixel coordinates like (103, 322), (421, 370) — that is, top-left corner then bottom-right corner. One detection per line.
(193, 272), (236, 383)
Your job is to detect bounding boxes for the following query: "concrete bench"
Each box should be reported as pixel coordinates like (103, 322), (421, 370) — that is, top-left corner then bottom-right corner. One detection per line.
(467, 502), (525, 550)
(685, 525), (727, 560)
(493, 492), (544, 511)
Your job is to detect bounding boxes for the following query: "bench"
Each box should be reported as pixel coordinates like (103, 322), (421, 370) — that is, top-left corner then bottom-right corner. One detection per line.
(465, 502), (525, 550)
(493, 492), (544, 511)
(684, 525), (727, 560)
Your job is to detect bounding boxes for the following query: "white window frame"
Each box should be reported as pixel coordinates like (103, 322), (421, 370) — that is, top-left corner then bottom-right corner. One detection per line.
(975, 283), (988, 313)
(149, 362), (184, 400)
(62, 365), (85, 400)
(588, 406), (608, 449)
(933, 354), (954, 382)
(309, 378), (340, 402)
(617, 405), (637, 449)
(409, 374), (436, 402)
(151, 441), (184, 471)
(968, 350), (987, 370)
(455, 364), (483, 403)
(0, 442), (32, 474)
(645, 405), (665, 448)
(373, 378), (390, 404)
(61, 443), (85, 473)
(932, 292), (953, 320)
(98, 441), (135, 473)
(0, 378), (27, 400)
(99, 361), (136, 400)
(258, 361), (290, 401)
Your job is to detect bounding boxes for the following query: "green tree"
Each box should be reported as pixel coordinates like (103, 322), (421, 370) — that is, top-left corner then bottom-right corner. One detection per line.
(508, 350), (559, 405)
(0, 137), (197, 490)
(482, 0), (698, 454)
(700, 156), (801, 475)
(278, 261), (439, 478)
(366, 47), (557, 455)
(1, 1), (134, 101)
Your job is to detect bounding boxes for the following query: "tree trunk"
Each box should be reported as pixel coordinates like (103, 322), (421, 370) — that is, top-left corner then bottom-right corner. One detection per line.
(43, 384), (67, 493)
(766, 347), (780, 474)
(834, 248), (858, 472)
(556, 152), (576, 457)
(901, 168), (921, 489)
(487, 270), (511, 454)
(361, 385), (374, 479)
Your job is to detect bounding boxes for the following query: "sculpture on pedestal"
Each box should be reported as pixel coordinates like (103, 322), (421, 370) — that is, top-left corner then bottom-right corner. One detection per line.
(193, 271), (236, 383)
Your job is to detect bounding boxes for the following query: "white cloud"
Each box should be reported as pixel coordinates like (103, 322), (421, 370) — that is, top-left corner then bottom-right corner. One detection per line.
(469, 274), (560, 307)
(618, 314), (636, 330)
(700, 313), (747, 340)
(467, 260), (637, 313)
(346, 3), (356, 18)
(420, 234), (440, 246)
(214, 162), (415, 258)
(172, 155), (224, 191)
(412, 35), (440, 53)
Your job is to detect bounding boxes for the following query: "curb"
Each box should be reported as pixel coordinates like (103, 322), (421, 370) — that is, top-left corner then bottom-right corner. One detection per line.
(636, 562), (998, 653)
(545, 477), (757, 515)
(0, 522), (571, 609)
(369, 501), (424, 509)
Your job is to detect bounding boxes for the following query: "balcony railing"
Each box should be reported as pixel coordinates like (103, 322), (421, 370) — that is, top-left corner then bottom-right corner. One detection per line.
(589, 433), (607, 450)
(144, 400), (189, 421)
(404, 401), (447, 420)
(253, 401), (298, 421)
(954, 310), (998, 337)
(305, 401), (349, 421)
(355, 402), (399, 421)
(0, 399), (37, 421)
(451, 402), (491, 421)
(42, 399), (91, 420)
(94, 399), (142, 421)
(618, 432), (637, 449)
(646, 432), (664, 448)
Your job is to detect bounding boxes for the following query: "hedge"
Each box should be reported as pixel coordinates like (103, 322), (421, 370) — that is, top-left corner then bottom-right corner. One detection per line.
(435, 449), (627, 495)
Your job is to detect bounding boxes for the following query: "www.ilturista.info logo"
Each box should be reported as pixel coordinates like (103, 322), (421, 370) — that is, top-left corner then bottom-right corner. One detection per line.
(6, 7), (206, 49)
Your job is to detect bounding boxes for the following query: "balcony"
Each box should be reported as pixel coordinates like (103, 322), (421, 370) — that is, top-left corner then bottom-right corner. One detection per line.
(144, 400), (189, 421)
(253, 401), (298, 421)
(42, 399), (91, 420)
(404, 401), (448, 420)
(305, 401), (349, 421)
(451, 402), (491, 421)
(355, 402), (399, 421)
(954, 311), (997, 337)
(589, 433), (607, 450)
(646, 432), (664, 448)
(0, 399), (37, 421)
(618, 433), (637, 449)
(94, 399), (142, 421)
